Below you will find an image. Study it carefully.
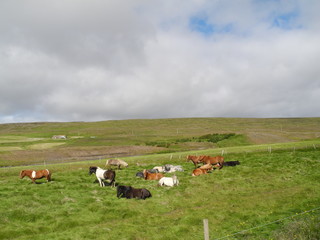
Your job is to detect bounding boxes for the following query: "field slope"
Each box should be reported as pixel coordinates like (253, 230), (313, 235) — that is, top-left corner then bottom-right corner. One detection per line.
(0, 118), (319, 239)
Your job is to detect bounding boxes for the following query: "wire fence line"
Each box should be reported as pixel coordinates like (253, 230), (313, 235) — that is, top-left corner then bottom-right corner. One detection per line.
(213, 206), (320, 240)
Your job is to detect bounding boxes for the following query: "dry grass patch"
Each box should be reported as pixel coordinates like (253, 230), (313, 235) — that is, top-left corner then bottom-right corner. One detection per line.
(0, 136), (44, 143)
(28, 143), (66, 150)
(0, 146), (23, 151)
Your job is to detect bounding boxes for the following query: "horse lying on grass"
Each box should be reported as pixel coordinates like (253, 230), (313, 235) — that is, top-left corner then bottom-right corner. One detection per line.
(89, 166), (116, 187)
(158, 175), (179, 187)
(117, 185), (152, 200)
(20, 169), (51, 184)
(153, 164), (184, 173)
(223, 161), (240, 166)
(192, 168), (210, 176)
(143, 169), (164, 180)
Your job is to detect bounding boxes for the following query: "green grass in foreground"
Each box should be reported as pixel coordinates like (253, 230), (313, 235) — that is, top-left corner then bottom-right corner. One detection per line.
(0, 147), (319, 240)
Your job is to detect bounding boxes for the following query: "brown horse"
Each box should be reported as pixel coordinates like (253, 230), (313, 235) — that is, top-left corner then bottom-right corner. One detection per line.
(192, 168), (209, 176)
(20, 169), (51, 184)
(187, 155), (205, 168)
(199, 163), (213, 171)
(201, 155), (224, 169)
(143, 169), (164, 180)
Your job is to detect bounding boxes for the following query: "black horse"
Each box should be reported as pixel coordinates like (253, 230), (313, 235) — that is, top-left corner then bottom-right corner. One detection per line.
(117, 185), (151, 200)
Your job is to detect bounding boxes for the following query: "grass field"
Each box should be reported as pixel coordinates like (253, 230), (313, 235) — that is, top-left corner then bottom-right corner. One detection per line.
(0, 146), (319, 239)
(0, 118), (319, 239)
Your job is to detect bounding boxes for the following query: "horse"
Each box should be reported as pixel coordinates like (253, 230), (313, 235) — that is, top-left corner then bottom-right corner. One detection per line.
(223, 161), (240, 166)
(20, 169), (51, 184)
(106, 159), (128, 169)
(158, 175), (179, 187)
(163, 164), (184, 173)
(136, 171), (145, 178)
(201, 155), (224, 169)
(199, 163), (214, 171)
(187, 155), (205, 168)
(192, 168), (209, 176)
(89, 166), (116, 187)
(143, 169), (164, 180)
(152, 166), (164, 172)
(117, 185), (152, 200)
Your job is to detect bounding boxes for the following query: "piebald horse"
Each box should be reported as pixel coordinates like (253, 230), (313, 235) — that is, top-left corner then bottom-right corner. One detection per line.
(89, 166), (116, 187)
(20, 169), (51, 184)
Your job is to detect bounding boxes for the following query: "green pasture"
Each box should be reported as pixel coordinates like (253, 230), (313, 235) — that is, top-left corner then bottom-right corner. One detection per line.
(1, 118), (320, 147)
(1, 147), (319, 240)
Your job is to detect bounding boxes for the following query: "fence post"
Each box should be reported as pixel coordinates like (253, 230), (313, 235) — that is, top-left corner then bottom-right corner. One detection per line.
(203, 219), (209, 240)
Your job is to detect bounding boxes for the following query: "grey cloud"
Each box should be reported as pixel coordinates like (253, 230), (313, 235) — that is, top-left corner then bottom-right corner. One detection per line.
(0, 0), (319, 123)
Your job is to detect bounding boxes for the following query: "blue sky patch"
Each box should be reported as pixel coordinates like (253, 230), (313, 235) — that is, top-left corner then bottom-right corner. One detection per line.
(272, 11), (301, 30)
(189, 16), (233, 36)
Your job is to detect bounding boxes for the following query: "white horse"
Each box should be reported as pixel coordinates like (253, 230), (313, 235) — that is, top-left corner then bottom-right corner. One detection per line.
(158, 175), (179, 187)
(153, 166), (165, 172)
(164, 164), (184, 173)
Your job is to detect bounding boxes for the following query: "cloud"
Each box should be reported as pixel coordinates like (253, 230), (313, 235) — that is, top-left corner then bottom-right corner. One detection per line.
(0, 0), (320, 123)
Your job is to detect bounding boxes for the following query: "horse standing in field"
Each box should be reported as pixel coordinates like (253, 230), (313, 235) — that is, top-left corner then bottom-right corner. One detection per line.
(202, 155), (224, 169)
(89, 166), (116, 187)
(105, 159), (128, 169)
(187, 155), (205, 168)
(20, 169), (51, 184)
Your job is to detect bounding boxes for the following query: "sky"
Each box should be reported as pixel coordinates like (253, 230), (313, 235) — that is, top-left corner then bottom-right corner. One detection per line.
(1, 0), (320, 123)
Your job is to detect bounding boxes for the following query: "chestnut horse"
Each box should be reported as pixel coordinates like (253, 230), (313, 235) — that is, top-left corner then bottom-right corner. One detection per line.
(192, 168), (209, 176)
(201, 155), (224, 169)
(187, 155), (205, 168)
(187, 155), (224, 169)
(20, 169), (51, 184)
(143, 169), (164, 180)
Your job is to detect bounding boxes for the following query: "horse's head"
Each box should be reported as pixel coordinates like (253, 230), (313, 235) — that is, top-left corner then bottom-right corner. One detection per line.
(89, 166), (97, 175)
(19, 170), (26, 179)
(142, 169), (148, 179)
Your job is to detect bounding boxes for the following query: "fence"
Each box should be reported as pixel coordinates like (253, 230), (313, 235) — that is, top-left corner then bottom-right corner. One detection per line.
(203, 206), (320, 240)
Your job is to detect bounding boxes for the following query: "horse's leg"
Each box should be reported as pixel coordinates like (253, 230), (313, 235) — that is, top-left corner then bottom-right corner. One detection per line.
(97, 178), (103, 187)
(100, 178), (105, 187)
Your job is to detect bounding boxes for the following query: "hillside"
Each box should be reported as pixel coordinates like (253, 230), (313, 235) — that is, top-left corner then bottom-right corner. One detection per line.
(1, 117), (320, 167)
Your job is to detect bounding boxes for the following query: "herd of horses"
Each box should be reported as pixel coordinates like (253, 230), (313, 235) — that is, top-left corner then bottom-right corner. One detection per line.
(19, 155), (240, 200)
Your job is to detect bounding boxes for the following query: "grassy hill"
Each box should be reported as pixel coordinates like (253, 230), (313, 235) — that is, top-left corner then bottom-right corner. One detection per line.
(1, 117), (320, 167)
(0, 117), (319, 239)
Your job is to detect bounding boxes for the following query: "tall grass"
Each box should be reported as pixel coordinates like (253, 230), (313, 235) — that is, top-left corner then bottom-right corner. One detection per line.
(1, 147), (319, 239)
